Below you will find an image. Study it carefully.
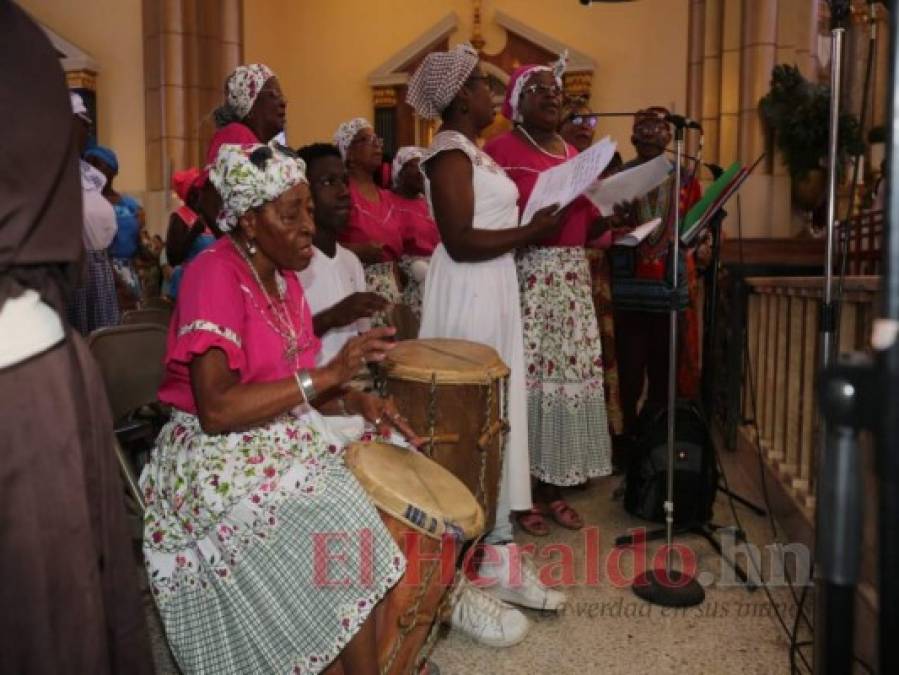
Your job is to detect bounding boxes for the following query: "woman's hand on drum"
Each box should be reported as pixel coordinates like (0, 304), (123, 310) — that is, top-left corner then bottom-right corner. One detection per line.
(325, 327), (397, 385)
(346, 390), (424, 447)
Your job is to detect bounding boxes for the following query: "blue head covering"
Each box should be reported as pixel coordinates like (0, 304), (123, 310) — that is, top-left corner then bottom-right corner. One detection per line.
(84, 145), (119, 174)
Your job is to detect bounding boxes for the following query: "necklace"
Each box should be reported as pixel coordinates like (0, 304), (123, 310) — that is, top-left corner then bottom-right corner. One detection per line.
(231, 236), (306, 366)
(516, 125), (570, 160)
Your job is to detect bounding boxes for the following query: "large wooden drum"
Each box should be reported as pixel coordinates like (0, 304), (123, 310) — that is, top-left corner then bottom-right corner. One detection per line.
(338, 441), (484, 675)
(380, 338), (509, 532)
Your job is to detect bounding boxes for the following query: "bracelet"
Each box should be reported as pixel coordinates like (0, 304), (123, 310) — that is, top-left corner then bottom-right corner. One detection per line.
(294, 369), (317, 404)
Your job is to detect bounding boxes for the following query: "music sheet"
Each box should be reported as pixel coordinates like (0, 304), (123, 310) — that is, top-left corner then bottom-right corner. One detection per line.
(520, 136), (617, 225)
(584, 155), (672, 216)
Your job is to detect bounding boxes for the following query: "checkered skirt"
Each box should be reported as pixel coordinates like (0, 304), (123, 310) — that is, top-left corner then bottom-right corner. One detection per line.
(67, 249), (120, 335)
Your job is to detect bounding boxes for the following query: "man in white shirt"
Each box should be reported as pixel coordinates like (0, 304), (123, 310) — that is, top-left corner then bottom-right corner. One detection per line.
(297, 143), (387, 364)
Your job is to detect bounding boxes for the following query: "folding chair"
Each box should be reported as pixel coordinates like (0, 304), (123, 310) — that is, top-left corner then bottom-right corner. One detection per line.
(88, 323), (168, 514)
(121, 306), (172, 328)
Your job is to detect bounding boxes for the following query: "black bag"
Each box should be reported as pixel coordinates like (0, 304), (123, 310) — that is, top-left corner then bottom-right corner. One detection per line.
(623, 401), (718, 525)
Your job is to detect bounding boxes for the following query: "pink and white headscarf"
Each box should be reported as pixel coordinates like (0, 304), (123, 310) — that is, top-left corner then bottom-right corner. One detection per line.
(406, 43), (480, 119)
(225, 64), (275, 120)
(501, 51), (568, 123)
(333, 117), (373, 161)
(391, 146), (424, 188)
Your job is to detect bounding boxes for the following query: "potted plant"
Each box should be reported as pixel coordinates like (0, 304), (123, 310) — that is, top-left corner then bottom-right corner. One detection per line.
(759, 64), (865, 211)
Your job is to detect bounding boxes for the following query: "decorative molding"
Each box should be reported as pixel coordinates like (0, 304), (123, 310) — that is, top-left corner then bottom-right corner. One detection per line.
(493, 10), (595, 72)
(368, 12), (459, 87)
(471, 0), (486, 52)
(66, 69), (97, 91)
(563, 72), (593, 99)
(36, 22), (101, 73)
(373, 86), (398, 109)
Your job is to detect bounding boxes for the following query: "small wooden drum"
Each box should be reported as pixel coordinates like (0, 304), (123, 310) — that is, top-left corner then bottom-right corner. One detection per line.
(380, 338), (510, 532)
(344, 441), (484, 675)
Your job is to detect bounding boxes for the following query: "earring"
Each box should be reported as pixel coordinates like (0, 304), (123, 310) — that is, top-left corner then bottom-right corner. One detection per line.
(246, 240), (257, 256)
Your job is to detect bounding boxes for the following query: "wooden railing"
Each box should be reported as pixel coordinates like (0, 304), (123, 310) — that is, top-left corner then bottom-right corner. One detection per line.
(739, 276), (880, 520)
(837, 210), (883, 277)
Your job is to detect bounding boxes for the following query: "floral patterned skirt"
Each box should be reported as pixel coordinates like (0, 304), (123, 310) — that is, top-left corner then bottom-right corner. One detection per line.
(517, 247), (613, 485)
(364, 261), (403, 328)
(398, 256), (427, 320)
(141, 410), (405, 675)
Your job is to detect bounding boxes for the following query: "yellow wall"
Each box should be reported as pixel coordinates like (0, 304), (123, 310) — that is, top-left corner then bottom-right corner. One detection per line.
(18, 0), (146, 195)
(244, 0), (690, 158)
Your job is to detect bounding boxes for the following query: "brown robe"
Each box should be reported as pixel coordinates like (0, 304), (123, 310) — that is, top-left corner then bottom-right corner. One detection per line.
(0, 1), (152, 672)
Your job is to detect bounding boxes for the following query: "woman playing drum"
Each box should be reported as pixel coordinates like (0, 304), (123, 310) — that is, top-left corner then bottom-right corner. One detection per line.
(141, 141), (424, 675)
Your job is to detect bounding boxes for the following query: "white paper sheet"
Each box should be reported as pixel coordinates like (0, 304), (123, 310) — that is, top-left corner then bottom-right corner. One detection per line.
(520, 136), (617, 225)
(612, 218), (662, 247)
(584, 155), (672, 216)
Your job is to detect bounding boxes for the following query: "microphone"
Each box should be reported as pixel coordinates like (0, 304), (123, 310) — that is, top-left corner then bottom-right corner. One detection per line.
(662, 112), (703, 131)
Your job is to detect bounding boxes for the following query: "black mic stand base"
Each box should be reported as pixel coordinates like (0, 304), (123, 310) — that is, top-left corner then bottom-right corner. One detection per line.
(632, 568), (706, 607)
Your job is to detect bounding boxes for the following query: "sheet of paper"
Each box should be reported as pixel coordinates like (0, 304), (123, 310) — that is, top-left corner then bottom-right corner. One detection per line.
(614, 218), (662, 247)
(584, 155), (672, 216)
(520, 136), (617, 225)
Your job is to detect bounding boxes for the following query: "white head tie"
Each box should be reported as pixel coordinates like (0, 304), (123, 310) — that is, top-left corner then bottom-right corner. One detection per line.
(225, 64), (275, 120)
(392, 146), (424, 188)
(406, 43), (480, 120)
(333, 117), (373, 161)
(209, 141), (307, 233)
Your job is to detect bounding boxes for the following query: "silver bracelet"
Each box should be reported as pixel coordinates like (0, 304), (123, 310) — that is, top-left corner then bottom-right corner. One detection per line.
(294, 369), (317, 403)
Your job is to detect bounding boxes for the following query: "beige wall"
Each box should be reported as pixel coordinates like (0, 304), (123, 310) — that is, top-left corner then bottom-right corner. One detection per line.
(19, 0), (147, 196)
(244, 0), (690, 159)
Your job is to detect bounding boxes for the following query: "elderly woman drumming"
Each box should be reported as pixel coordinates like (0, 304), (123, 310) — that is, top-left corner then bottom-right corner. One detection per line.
(140, 141), (421, 675)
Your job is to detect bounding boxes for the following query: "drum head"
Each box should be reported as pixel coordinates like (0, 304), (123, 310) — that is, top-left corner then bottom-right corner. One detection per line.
(384, 338), (510, 385)
(345, 441), (485, 541)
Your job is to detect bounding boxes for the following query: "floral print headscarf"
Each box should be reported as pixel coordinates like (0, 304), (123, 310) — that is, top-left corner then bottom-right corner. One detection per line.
(333, 117), (373, 161)
(226, 64), (275, 120)
(209, 141), (307, 233)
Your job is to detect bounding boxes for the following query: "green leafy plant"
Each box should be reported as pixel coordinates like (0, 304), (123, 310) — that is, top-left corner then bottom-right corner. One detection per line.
(759, 64), (864, 179)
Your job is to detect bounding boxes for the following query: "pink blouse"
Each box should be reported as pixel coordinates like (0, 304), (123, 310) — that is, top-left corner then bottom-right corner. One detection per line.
(158, 237), (320, 414)
(338, 182), (405, 262)
(483, 131), (601, 247)
(393, 195), (440, 256)
(206, 122), (259, 166)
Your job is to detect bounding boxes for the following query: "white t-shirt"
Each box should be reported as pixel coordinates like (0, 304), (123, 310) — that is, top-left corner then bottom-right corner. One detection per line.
(297, 243), (370, 365)
(80, 161), (117, 251)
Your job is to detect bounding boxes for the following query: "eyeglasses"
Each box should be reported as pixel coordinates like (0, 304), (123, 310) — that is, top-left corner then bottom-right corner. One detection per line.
(351, 134), (383, 148)
(565, 114), (599, 129)
(522, 83), (562, 98)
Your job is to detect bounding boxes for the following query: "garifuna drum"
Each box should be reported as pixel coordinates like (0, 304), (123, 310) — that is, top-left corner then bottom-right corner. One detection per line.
(335, 441), (485, 675)
(379, 338), (510, 532)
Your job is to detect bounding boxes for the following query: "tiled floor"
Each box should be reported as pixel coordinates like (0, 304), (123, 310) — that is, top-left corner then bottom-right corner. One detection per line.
(147, 450), (801, 674)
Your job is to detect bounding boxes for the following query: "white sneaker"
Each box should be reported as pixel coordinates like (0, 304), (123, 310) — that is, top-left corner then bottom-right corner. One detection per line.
(479, 543), (567, 612)
(449, 576), (530, 647)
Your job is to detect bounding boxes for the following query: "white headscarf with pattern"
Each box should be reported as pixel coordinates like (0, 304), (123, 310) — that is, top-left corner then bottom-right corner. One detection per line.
(391, 146), (424, 188)
(406, 43), (480, 120)
(333, 117), (373, 161)
(209, 141), (307, 233)
(226, 64), (275, 120)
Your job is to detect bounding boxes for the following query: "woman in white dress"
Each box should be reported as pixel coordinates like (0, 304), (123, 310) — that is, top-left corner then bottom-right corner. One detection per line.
(406, 44), (566, 647)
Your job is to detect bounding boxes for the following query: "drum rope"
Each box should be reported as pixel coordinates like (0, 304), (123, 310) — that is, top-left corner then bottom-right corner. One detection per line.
(426, 373), (437, 458)
(380, 553), (443, 675)
(415, 568), (464, 673)
(476, 383), (492, 513)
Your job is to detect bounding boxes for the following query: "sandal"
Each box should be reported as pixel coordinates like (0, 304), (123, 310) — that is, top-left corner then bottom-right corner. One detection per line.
(547, 499), (584, 530)
(515, 506), (550, 536)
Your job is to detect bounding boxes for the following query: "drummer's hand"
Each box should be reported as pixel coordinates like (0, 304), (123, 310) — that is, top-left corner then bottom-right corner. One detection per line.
(325, 327), (397, 385)
(348, 391), (423, 448)
(332, 292), (388, 324)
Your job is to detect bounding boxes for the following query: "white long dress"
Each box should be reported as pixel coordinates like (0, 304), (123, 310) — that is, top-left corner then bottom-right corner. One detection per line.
(418, 131), (531, 542)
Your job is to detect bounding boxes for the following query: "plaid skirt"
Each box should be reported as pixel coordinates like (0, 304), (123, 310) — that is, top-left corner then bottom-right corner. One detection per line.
(518, 247), (613, 485)
(67, 249), (120, 335)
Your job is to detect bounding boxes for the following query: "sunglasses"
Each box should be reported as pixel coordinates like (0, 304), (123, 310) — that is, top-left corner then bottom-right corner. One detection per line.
(565, 114), (599, 129)
(248, 143), (298, 170)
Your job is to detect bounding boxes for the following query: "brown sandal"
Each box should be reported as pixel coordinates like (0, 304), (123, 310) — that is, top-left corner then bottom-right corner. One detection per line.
(547, 499), (584, 530)
(516, 506), (550, 536)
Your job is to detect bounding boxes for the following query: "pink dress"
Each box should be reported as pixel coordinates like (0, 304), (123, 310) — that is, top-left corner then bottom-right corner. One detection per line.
(158, 237), (319, 413)
(142, 236), (405, 673)
(484, 131), (612, 485)
(338, 182), (405, 312)
(205, 122), (259, 165)
(393, 195), (440, 256)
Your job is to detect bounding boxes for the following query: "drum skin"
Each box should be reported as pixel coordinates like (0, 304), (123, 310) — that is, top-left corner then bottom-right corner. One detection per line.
(381, 339), (509, 533)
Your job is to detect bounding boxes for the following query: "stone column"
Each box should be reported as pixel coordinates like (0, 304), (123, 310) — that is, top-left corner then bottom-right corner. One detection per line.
(686, 0), (705, 157)
(717, 0), (742, 167)
(738, 0), (777, 169)
(701, 0), (723, 166)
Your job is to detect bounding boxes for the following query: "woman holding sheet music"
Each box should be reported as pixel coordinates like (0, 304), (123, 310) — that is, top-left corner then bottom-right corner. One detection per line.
(484, 62), (613, 535)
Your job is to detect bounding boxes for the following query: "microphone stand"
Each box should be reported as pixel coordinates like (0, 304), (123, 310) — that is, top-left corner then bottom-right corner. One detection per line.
(627, 120), (706, 607)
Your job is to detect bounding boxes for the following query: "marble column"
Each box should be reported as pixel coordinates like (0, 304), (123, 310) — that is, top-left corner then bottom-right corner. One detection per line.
(701, 0), (723, 166)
